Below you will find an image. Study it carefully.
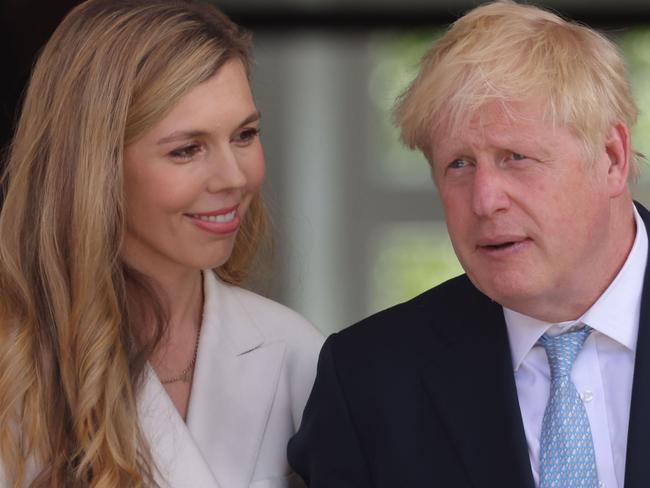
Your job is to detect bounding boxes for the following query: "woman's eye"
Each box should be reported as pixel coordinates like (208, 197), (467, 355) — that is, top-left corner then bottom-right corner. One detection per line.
(169, 144), (202, 160)
(233, 127), (260, 145)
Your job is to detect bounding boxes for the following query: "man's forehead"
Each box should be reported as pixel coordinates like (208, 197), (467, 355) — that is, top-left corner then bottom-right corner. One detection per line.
(429, 99), (565, 158)
(460, 99), (548, 129)
(434, 99), (556, 137)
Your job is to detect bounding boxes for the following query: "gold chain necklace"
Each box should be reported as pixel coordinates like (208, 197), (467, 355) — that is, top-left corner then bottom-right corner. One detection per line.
(160, 324), (201, 385)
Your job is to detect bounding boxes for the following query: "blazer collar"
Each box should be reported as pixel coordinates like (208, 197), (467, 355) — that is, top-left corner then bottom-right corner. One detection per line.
(624, 201), (650, 488)
(418, 279), (535, 488)
(138, 272), (286, 488)
(138, 365), (221, 488)
(200, 270), (264, 355)
(185, 271), (287, 488)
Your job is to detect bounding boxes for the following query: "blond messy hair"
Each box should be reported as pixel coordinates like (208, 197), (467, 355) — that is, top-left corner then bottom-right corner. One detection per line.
(0, 0), (267, 486)
(394, 0), (640, 177)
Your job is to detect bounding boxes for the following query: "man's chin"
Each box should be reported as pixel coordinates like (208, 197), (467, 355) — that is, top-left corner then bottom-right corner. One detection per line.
(467, 270), (539, 309)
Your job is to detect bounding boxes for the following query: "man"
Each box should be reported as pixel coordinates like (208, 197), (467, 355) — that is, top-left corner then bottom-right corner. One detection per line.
(288, 2), (650, 487)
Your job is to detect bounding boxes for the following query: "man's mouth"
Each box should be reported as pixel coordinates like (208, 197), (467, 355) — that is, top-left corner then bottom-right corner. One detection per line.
(483, 241), (517, 250)
(477, 237), (531, 255)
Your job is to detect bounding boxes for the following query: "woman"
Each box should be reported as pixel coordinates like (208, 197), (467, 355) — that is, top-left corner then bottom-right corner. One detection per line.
(0, 1), (323, 486)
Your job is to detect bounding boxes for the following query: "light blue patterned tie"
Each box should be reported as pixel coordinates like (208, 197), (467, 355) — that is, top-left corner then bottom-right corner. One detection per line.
(539, 327), (598, 488)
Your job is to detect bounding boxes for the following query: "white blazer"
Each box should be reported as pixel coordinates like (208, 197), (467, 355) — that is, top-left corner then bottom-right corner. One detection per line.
(0, 271), (322, 488)
(138, 270), (324, 488)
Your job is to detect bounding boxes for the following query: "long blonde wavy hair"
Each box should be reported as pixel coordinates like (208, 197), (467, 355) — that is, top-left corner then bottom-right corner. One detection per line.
(0, 0), (268, 486)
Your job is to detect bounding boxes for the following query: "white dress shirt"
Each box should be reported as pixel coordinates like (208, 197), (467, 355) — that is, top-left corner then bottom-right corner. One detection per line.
(504, 205), (647, 488)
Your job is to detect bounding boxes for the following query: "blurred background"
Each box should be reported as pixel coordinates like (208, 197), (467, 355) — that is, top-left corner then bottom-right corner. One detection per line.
(3, 0), (650, 334)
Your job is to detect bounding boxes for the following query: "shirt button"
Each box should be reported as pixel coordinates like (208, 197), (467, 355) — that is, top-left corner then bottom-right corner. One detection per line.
(580, 390), (594, 402)
(599, 481), (605, 488)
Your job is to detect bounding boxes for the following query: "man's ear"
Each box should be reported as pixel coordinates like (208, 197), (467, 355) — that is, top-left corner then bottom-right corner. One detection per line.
(604, 121), (631, 198)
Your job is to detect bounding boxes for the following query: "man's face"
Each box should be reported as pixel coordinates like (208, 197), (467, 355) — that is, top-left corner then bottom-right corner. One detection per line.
(430, 100), (629, 321)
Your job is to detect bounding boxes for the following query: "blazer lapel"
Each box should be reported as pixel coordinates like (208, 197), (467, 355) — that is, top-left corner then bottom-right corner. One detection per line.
(624, 202), (650, 488)
(138, 366), (221, 488)
(418, 286), (535, 488)
(186, 271), (286, 488)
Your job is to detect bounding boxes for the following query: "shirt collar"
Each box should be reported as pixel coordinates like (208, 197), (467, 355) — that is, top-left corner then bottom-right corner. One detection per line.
(505, 204), (647, 371)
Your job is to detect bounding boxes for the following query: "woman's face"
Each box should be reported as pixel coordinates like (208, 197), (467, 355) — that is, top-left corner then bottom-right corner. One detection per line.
(122, 59), (265, 279)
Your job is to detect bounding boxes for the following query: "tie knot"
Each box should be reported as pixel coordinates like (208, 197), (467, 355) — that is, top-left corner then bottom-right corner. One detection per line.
(539, 327), (592, 378)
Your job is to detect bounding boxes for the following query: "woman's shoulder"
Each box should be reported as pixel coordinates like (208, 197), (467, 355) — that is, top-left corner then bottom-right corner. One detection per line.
(209, 273), (324, 351)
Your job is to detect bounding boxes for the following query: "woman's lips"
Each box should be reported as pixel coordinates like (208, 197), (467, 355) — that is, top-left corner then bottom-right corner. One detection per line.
(185, 206), (240, 234)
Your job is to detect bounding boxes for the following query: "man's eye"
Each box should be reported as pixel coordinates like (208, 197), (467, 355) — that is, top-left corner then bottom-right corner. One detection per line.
(169, 144), (201, 160)
(448, 158), (470, 169)
(511, 152), (527, 161)
(234, 127), (260, 145)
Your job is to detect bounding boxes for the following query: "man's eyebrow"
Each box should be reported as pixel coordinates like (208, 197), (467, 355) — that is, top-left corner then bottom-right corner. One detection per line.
(156, 111), (261, 145)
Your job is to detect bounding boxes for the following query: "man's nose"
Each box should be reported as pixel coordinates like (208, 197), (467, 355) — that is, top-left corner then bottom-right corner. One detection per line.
(471, 164), (510, 217)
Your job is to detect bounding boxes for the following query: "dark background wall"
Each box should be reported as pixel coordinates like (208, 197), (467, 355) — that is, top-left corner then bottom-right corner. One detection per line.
(0, 0), (83, 154)
(3, 0), (650, 155)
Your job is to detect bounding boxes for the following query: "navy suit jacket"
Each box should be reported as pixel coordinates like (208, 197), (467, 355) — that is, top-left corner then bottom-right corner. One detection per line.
(288, 202), (650, 488)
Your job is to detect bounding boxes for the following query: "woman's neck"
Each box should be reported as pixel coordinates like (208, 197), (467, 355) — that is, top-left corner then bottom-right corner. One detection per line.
(125, 257), (204, 345)
(157, 269), (203, 332)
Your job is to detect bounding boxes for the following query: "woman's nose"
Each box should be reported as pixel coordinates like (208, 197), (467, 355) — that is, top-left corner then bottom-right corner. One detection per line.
(205, 146), (247, 193)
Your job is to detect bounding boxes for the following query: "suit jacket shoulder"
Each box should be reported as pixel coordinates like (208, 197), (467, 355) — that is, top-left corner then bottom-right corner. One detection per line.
(289, 274), (531, 488)
(330, 273), (501, 369)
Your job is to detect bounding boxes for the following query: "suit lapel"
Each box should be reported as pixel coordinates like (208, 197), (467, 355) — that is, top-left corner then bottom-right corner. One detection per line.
(138, 366), (221, 488)
(186, 271), (286, 488)
(418, 282), (535, 488)
(624, 202), (650, 488)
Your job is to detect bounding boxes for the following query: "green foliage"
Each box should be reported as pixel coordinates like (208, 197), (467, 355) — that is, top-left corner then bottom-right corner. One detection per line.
(368, 31), (441, 187)
(619, 29), (650, 181)
(370, 223), (463, 313)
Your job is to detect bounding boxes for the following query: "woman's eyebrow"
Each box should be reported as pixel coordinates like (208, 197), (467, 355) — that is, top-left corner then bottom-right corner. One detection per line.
(156, 112), (261, 145)
(156, 130), (208, 145)
(239, 110), (261, 127)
